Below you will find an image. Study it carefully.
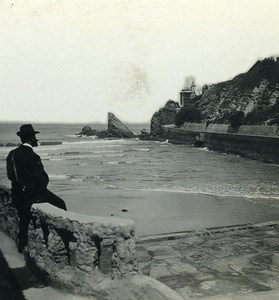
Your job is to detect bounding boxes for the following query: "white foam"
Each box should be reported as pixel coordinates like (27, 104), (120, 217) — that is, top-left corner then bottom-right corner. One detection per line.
(49, 174), (68, 180)
(104, 184), (118, 189)
(134, 148), (150, 151)
(49, 158), (64, 161)
(122, 187), (279, 200)
(103, 153), (125, 157)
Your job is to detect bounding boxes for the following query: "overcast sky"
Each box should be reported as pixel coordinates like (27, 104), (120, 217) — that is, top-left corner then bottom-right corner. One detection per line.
(0, 0), (278, 123)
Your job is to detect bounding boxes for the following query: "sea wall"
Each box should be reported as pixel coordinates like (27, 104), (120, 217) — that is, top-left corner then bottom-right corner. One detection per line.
(161, 123), (279, 163)
(0, 186), (183, 300)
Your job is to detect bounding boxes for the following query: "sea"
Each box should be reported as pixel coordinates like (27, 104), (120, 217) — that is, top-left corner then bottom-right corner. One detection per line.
(1, 122), (279, 237)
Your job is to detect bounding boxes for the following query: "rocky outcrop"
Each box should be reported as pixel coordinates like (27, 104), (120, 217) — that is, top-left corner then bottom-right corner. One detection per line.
(77, 126), (109, 138)
(138, 129), (151, 140)
(77, 113), (136, 139)
(108, 113), (136, 138)
(150, 100), (180, 138)
(193, 57), (279, 124)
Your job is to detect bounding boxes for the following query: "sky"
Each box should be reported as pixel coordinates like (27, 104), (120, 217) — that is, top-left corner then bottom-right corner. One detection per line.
(0, 0), (279, 123)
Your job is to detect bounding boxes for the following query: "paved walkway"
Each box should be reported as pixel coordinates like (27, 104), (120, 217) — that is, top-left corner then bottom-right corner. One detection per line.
(0, 231), (95, 300)
(136, 221), (279, 299)
(2, 221), (279, 299)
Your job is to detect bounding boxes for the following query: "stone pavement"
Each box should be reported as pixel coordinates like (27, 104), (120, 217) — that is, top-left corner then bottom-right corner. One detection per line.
(136, 221), (279, 299)
(2, 221), (279, 299)
(0, 231), (96, 300)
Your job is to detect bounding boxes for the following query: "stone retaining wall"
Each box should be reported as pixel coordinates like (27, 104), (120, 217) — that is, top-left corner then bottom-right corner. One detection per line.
(161, 124), (279, 163)
(0, 185), (183, 300)
(165, 123), (279, 137)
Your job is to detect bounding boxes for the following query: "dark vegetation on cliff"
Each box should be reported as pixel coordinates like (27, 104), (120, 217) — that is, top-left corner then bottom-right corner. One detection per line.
(175, 57), (279, 127)
(150, 58), (279, 137)
(175, 106), (202, 127)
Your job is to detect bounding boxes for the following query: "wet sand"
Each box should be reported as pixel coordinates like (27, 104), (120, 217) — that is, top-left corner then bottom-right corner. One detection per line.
(58, 188), (279, 238)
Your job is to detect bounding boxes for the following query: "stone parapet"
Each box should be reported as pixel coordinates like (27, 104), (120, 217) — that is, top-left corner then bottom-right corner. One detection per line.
(29, 203), (138, 282)
(0, 186), (18, 241)
(0, 185), (183, 299)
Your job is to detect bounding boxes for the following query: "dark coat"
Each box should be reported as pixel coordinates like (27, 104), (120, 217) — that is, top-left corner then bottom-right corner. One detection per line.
(6, 145), (49, 208)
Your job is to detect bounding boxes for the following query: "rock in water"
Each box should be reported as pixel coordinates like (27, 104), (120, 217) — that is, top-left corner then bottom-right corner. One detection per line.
(139, 129), (151, 140)
(78, 126), (98, 136)
(108, 113), (136, 138)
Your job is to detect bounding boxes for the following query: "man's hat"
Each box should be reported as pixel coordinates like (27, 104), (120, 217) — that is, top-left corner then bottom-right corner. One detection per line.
(17, 124), (40, 137)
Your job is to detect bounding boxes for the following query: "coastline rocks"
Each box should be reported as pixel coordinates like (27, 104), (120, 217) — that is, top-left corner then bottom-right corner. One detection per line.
(108, 112), (136, 138)
(78, 125), (98, 136)
(77, 126), (108, 138)
(150, 100), (180, 139)
(77, 113), (137, 139)
(139, 129), (151, 140)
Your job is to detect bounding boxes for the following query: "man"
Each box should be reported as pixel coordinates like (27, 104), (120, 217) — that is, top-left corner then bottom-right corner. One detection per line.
(6, 124), (67, 253)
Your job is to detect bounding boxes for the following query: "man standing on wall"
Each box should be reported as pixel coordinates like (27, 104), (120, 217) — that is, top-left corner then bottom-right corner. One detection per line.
(6, 124), (67, 253)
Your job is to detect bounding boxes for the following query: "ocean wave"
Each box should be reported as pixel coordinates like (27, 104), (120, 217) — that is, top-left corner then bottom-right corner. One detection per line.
(103, 153), (125, 157)
(103, 184), (119, 189)
(94, 144), (123, 148)
(123, 148), (150, 152)
(106, 160), (136, 165)
(69, 177), (83, 182)
(65, 134), (80, 138)
(49, 174), (68, 180)
(107, 161), (120, 165)
(197, 147), (209, 152)
(48, 158), (64, 161)
(74, 135), (98, 139)
(65, 138), (126, 144)
(50, 154), (102, 160)
(49, 174), (85, 182)
(121, 187), (279, 200)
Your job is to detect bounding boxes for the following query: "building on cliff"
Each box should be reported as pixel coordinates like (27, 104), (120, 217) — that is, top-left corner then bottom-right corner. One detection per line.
(180, 81), (196, 107)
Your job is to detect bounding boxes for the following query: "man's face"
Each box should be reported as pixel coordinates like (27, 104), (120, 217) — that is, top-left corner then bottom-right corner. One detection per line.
(30, 135), (38, 147)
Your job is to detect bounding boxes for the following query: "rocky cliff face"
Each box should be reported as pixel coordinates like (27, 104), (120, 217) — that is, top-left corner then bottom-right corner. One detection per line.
(194, 58), (279, 124)
(150, 100), (180, 138)
(108, 113), (136, 138)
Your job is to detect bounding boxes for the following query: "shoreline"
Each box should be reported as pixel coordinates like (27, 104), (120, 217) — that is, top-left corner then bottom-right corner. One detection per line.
(58, 187), (279, 238)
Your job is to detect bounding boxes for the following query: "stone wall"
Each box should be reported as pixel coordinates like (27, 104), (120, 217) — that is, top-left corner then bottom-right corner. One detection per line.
(161, 124), (279, 163)
(0, 185), (183, 300)
(206, 132), (279, 163)
(0, 186), (18, 241)
(238, 125), (279, 136)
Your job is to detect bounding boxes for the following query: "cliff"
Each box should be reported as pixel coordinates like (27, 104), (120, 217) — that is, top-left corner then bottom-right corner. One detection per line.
(194, 57), (279, 124)
(150, 100), (180, 138)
